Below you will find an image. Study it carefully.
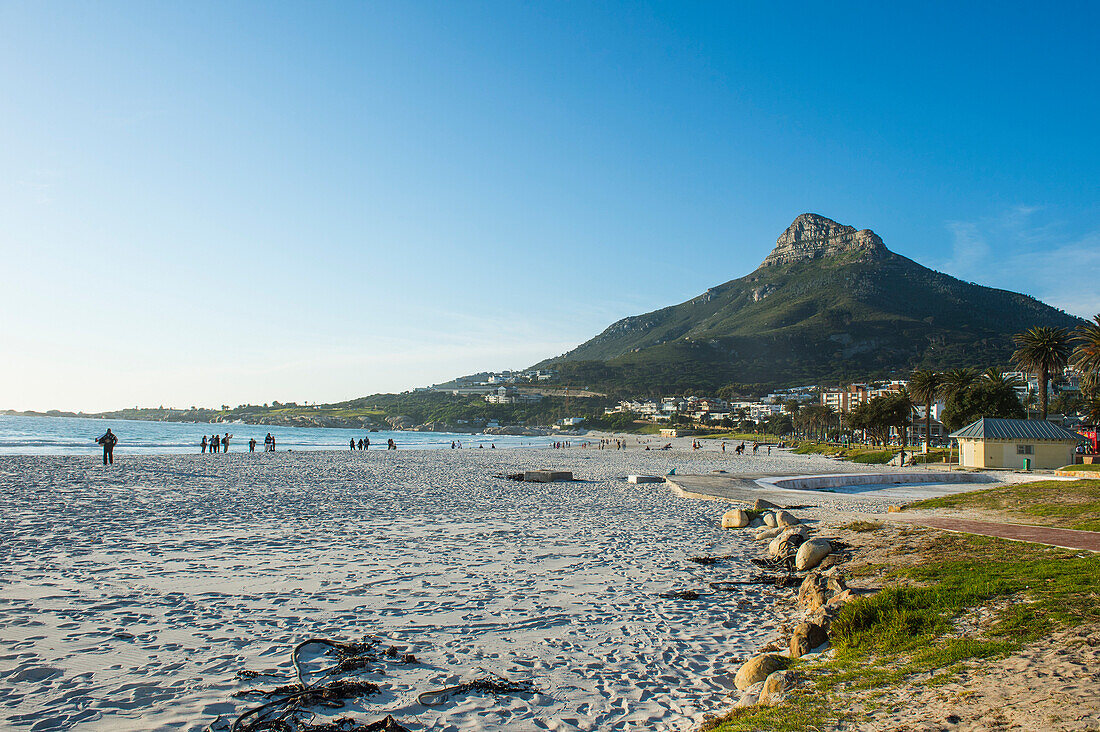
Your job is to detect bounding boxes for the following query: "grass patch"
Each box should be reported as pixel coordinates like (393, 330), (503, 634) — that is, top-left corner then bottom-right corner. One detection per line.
(906, 479), (1100, 531)
(792, 441), (837, 455)
(840, 520), (882, 532)
(1058, 463), (1100, 473)
(848, 449), (898, 464)
(704, 532), (1100, 731)
(699, 696), (830, 731)
(792, 441), (946, 466)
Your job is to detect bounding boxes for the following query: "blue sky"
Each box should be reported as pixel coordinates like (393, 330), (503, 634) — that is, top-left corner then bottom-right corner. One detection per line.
(2, 2), (1098, 412)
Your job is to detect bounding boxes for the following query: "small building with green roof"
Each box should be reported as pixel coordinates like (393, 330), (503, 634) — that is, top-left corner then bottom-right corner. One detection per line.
(950, 417), (1083, 470)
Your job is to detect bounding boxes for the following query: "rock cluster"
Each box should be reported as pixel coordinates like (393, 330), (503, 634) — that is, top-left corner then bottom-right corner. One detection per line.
(719, 501), (870, 710)
(761, 213), (887, 267)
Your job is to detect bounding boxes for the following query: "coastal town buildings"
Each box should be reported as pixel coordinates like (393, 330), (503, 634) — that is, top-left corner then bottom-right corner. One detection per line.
(820, 381), (907, 413)
(484, 386), (544, 405)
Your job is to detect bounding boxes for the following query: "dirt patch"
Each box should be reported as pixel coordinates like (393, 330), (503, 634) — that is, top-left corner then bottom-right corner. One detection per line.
(805, 521), (1100, 731)
(833, 623), (1100, 731)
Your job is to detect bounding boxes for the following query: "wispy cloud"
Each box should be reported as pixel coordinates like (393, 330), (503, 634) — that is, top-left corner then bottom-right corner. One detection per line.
(939, 206), (1100, 319)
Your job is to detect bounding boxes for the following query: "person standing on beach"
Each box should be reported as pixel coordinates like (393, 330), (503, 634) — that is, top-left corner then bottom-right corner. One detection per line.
(350, 439), (356, 451)
(249, 437), (257, 452)
(364, 437), (369, 450)
(95, 428), (118, 465)
(201, 435), (208, 453)
(223, 433), (232, 452)
(212, 434), (220, 453)
(264, 433), (272, 451)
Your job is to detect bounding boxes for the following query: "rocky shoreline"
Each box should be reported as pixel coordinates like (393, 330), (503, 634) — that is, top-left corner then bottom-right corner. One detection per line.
(710, 501), (864, 715)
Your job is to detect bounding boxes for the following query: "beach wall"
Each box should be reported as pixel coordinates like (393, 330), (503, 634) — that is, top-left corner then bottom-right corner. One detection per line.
(756, 472), (999, 492)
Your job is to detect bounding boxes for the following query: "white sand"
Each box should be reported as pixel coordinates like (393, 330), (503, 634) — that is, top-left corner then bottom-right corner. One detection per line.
(0, 446), (1008, 731)
(0, 448), (809, 730)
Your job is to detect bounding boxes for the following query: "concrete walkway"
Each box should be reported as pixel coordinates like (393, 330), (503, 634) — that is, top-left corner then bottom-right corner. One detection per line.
(664, 470), (997, 506)
(900, 517), (1100, 552)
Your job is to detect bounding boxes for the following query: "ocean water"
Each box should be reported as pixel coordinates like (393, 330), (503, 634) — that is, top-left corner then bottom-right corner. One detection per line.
(0, 414), (556, 455)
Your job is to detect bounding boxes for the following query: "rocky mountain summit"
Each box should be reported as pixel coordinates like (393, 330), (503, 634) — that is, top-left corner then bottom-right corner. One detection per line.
(762, 213), (887, 267)
(538, 213), (1084, 392)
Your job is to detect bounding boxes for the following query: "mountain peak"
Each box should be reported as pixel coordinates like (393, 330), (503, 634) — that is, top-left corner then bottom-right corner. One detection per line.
(762, 213), (887, 267)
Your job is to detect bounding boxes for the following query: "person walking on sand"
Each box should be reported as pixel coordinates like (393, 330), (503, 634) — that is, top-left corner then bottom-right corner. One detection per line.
(364, 437), (369, 450)
(387, 438), (396, 450)
(249, 437), (257, 452)
(212, 434), (221, 453)
(223, 433), (232, 452)
(270, 434), (276, 451)
(95, 428), (118, 465)
(201, 435), (208, 453)
(350, 439), (356, 451)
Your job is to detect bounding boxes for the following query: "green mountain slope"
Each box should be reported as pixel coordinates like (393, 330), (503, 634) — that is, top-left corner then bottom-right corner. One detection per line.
(539, 214), (1084, 394)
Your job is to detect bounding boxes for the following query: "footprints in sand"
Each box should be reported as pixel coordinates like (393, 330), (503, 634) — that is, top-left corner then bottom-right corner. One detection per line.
(1, 452), (783, 730)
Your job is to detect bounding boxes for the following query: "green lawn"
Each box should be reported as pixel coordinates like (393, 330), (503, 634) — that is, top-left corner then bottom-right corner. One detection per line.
(1058, 463), (1100, 473)
(703, 533), (1100, 731)
(906, 479), (1100, 531)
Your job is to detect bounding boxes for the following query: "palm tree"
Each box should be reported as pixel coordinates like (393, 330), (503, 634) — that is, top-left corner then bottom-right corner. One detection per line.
(909, 369), (942, 453)
(820, 404), (836, 441)
(942, 367), (979, 400)
(1083, 396), (1100, 425)
(982, 367), (1023, 388)
(1012, 326), (1071, 419)
(1071, 315), (1100, 398)
(1022, 389), (1038, 420)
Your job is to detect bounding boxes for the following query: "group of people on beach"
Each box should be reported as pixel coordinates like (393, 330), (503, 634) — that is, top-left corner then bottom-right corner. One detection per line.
(201, 433), (277, 453)
(350, 436), (400, 450)
(93, 428), (783, 464)
(448, 440), (495, 449)
(351, 437), (397, 449)
(201, 433), (232, 453)
(715, 440), (770, 455)
(588, 438), (625, 450)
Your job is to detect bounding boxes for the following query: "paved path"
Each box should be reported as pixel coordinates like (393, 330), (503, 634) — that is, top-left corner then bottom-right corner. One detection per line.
(902, 517), (1100, 552)
(664, 473), (808, 503)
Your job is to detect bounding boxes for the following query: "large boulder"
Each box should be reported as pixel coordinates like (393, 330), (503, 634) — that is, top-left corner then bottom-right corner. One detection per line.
(795, 539), (833, 571)
(769, 532), (805, 560)
(755, 527), (783, 541)
(758, 670), (790, 705)
(734, 654), (787, 690)
(789, 622), (828, 657)
(827, 573), (848, 594)
(753, 498), (779, 511)
(774, 510), (799, 527)
(762, 512), (778, 528)
(807, 589), (859, 630)
(734, 680), (764, 707)
(721, 509), (750, 529)
(797, 572), (829, 612)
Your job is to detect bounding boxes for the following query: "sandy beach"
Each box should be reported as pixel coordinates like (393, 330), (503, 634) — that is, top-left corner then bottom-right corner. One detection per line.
(0, 445), (893, 732)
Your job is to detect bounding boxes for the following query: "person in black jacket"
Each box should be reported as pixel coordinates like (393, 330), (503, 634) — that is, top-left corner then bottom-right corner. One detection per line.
(95, 429), (118, 465)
